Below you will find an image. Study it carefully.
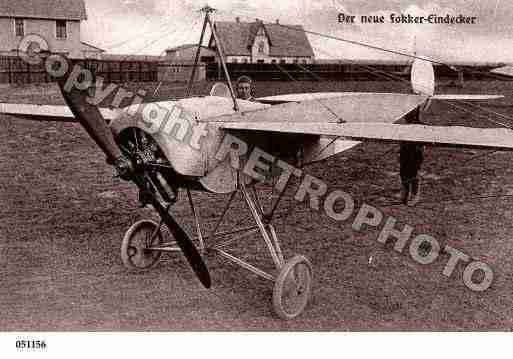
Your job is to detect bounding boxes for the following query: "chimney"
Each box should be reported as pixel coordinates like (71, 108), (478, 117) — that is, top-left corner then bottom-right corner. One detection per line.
(235, 17), (240, 23)
(276, 19), (279, 24)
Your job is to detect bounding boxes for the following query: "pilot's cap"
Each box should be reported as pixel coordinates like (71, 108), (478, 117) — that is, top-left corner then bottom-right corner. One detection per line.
(236, 75), (253, 85)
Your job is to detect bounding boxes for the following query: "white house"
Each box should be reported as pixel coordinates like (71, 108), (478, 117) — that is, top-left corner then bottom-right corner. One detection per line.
(0, 0), (103, 59)
(209, 18), (315, 64)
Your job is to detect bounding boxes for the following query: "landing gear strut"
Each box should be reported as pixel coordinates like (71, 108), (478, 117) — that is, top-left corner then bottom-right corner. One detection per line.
(120, 171), (314, 319)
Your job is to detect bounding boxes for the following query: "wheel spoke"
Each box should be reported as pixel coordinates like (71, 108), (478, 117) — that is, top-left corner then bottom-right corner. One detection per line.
(133, 127), (139, 150)
(119, 143), (133, 156)
(148, 162), (174, 169)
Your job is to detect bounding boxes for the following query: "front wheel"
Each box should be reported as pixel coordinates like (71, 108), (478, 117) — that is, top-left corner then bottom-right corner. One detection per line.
(272, 255), (313, 319)
(121, 220), (163, 270)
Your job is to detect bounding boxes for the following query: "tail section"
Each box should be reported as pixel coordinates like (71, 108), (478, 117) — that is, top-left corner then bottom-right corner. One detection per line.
(411, 58), (435, 96)
(410, 58), (503, 101)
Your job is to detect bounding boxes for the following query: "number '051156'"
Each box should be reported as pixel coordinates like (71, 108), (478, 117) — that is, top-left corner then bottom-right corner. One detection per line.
(16, 340), (47, 350)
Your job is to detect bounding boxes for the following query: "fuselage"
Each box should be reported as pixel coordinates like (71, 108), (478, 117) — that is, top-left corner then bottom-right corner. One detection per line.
(109, 96), (337, 194)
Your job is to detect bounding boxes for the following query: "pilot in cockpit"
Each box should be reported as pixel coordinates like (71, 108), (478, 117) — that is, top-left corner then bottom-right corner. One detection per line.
(236, 75), (255, 102)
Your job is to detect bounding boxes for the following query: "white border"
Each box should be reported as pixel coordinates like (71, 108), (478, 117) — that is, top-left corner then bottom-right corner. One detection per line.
(0, 332), (509, 359)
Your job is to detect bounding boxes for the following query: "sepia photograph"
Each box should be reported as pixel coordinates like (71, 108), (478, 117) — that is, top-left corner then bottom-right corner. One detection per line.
(1, 0), (513, 354)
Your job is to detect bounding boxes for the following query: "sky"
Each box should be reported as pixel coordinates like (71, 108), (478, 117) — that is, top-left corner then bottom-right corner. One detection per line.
(80, 0), (513, 63)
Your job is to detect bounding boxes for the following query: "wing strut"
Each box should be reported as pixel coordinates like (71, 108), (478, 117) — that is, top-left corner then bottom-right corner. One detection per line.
(186, 7), (209, 97)
(202, 6), (239, 112)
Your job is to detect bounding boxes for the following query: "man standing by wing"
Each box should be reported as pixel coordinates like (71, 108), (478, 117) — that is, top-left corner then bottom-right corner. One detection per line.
(400, 107), (424, 206)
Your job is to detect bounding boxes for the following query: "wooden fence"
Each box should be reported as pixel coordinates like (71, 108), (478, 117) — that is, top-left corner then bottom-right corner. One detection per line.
(0, 55), (507, 85)
(206, 63), (506, 82)
(0, 56), (159, 84)
(205, 63), (408, 81)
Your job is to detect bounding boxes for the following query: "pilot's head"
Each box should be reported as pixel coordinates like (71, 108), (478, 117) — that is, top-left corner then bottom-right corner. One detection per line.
(236, 75), (253, 100)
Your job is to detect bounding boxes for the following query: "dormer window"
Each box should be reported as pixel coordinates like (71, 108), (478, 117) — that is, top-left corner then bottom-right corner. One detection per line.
(56, 20), (67, 39)
(14, 18), (24, 37)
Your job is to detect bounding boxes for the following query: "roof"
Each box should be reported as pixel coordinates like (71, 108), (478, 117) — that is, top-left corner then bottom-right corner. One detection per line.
(100, 54), (164, 62)
(315, 59), (411, 65)
(166, 44), (205, 52)
(0, 0), (87, 20)
(166, 44), (197, 52)
(81, 41), (105, 53)
(212, 20), (314, 58)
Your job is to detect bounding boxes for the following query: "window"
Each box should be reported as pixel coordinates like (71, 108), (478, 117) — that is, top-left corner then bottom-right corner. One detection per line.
(271, 59), (276, 64)
(232, 58), (238, 63)
(14, 18), (24, 37)
(293, 59), (299, 64)
(56, 20), (67, 39)
(243, 58), (249, 63)
(257, 59), (264, 64)
(258, 41), (265, 54)
(280, 59), (286, 64)
(200, 56), (214, 63)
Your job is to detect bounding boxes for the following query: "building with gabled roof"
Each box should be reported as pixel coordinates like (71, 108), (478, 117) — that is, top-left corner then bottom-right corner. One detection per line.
(165, 44), (216, 63)
(0, 0), (103, 59)
(209, 18), (315, 64)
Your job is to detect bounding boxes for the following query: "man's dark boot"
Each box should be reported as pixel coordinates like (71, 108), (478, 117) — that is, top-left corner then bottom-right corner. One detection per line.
(409, 178), (421, 206)
(400, 181), (410, 205)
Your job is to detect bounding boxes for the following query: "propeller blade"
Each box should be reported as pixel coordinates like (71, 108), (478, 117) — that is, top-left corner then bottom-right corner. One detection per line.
(145, 180), (211, 289)
(55, 65), (122, 163)
(54, 61), (211, 288)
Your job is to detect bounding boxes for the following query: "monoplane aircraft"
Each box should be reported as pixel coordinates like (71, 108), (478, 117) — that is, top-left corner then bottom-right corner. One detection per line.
(1, 7), (512, 319)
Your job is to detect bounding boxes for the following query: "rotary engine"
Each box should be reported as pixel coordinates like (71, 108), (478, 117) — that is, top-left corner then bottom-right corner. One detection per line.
(116, 127), (179, 206)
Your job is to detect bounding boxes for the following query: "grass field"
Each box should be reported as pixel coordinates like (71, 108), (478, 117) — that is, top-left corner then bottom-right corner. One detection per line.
(1, 80), (513, 330)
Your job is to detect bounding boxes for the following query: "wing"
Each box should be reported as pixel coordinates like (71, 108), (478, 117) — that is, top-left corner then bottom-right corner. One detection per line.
(431, 94), (503, 101)
(257, 92), (368, 104)
(212, 93), (513, 152)
(210, 93), (427, 163)
(222, 93), (429, 124)
(257, 92), (503, 104)
(0, 103), (120, 123)
(220, 121), (513, 151)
